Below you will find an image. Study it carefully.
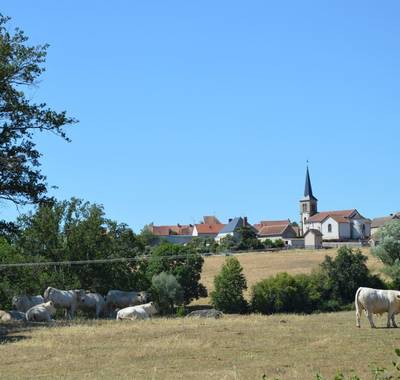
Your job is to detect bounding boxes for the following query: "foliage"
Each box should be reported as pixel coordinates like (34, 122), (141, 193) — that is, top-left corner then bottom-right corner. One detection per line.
(273, 239), (285, 248)
(187, 237), (218, 254)
(263, 239), (274, 248)
(151, 272), (184, 314)
(236, 226), (264, 251)
(0, 14), (76, 206)
(211, 256), (248, 313)
(218, 234), (237, 252)
(146, 242), (207, 305)
(251, 247), (386, 314)
(372, 220), (400, 287)
(320, 246), (385, 305)
(0, 198), (148, 307)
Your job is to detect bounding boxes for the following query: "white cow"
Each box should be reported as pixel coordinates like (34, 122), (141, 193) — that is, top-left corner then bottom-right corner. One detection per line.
(116, 302), (158, 321)
(44, 287), (84, 319)
(76, 292), (105, 318)
(355, 287), (400, 328)
(105, 290), (149, 313)
(12, 295), (44, 313)
(26, 301), (56, 322)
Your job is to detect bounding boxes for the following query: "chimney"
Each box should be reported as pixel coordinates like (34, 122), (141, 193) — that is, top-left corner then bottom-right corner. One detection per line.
(228, 218), (233, 223)
(243, 217), (248, 227)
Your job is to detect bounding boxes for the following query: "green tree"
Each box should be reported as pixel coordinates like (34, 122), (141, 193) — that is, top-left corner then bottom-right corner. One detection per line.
(151, 272), (184, 314)
(236, 226), (263, 250)
(211, 256), (247, 313)
(372, 220), (400, 287)
(146, 242), (207, 304)
(0, 15), (76, 206)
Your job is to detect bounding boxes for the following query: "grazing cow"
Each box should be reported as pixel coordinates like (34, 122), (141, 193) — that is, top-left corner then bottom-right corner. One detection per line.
(116, 302), (158, 321)
(12, 295), (44, 313)
(26, 301), (56, 322)
(76, 292), (106, 318)
(185, 309), (224, 319)
(105, 290), (149, 314)
(44, 287), (84, 319)
(355, 287), (400, 328)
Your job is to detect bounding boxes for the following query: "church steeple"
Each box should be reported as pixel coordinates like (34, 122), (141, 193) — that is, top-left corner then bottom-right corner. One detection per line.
(300, 166), (318, 235)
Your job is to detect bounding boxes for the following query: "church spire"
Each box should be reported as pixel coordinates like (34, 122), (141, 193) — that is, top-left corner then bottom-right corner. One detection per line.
(304, 166), (314, 198)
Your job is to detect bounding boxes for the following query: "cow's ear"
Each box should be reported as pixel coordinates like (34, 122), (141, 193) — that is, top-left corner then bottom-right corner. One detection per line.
(397, 295), (400, 300)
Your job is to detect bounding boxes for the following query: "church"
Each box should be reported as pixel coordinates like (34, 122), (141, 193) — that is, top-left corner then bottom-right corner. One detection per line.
(300, 167), (371, 241)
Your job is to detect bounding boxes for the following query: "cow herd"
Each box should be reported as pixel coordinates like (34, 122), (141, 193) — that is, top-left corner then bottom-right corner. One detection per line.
(0, 286), (156, 322)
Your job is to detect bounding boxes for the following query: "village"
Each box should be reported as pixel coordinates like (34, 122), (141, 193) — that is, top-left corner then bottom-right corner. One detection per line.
(146, 167), (398, 250)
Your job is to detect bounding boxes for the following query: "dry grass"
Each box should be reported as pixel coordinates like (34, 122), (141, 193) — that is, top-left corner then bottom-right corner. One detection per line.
(1, 311), (399, 379)
(196, 248), (383, 304)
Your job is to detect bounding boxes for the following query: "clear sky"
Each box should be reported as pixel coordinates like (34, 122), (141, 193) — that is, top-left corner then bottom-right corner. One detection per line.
(1, 1), (399, 231)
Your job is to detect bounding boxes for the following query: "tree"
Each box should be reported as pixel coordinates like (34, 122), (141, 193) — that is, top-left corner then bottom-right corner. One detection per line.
(372, 220), (400, 287)
(146, 242), (207, 304)
(151, 272), (184, 314)
(236, 226), (263, 250)
(211, 256), (247, 313)
(0, 15), (76, 206)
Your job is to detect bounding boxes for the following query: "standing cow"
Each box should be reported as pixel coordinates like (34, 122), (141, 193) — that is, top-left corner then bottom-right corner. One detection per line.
(44, 287), (84, 319)
(105, 290), (149, 315)
(116, 302), (158, 320)
(355, 287), (400, 328)
(12, 295), (44, 313)
(26, 301), (56, 322)
(76, 292), (106, 318)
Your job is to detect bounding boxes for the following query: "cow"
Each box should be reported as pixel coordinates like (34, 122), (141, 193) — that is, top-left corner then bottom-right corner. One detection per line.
(43, 287), (84, 319)
(116, 302), (158, 321)
(355, 287), (400, 328)
(26, 301), (56, 322)
(105, 290), (149, 315)
(76, 292), (106, 318)
(185, 309), (224, 319)
(12, 295), (44, 313)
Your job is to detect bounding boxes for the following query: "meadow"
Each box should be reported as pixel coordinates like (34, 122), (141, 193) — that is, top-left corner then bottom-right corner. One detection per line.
(0, 247), (390, 379)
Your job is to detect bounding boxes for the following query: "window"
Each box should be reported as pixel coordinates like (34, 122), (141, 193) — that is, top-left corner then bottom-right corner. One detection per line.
(302, 204), (307, 212)
(328, 224), (332, 233)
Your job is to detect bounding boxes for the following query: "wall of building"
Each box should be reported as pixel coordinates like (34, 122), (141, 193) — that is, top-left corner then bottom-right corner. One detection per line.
(321, 218), (340, 240)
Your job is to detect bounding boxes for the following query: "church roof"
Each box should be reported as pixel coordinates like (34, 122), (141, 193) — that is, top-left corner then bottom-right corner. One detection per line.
(307, 209), (356, 223)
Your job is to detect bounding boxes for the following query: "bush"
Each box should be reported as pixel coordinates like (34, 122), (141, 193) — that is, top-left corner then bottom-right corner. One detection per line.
(372, 220), (400, 287)
(211, 256), (248, 313)
(151, 272), (184, 314)
(273, 239), (285, 248)
(146, 242), (207, 305)
(263, 239), (274, 248)
(251, 272), (321, 314)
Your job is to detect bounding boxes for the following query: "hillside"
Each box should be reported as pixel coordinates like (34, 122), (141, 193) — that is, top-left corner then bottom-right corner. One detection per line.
(197, 247), (382, 303)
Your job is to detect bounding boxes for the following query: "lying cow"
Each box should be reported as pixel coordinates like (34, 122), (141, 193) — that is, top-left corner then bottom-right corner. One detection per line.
(116, 302), (158, 321)
(26, 301), (56, 322)
(76, 292), (105, 318)
(12, 295), (44, 313)
(355, 287), (400, 328)
(105, 290), (149, 314)
(44, 287), (84, 319)
(0, 310), (27, 322)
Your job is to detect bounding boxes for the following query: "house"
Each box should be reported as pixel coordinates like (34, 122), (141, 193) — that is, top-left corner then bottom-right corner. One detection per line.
(371, 213), (400, 236)
(255, 220), (304, 248)
(300, 167), (371, 241)
(146, 223), (194, 244)
(304, 229), (323, 249)
(192, 216), (225, 238)
(215, 217), (254, 242)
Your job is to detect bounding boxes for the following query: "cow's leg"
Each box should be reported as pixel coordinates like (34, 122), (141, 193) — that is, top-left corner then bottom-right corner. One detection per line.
(391, 313), (398, 328)
(356, 308), (361, 328)
(366, 311), (376, 328)
(387, 312), (392, 328)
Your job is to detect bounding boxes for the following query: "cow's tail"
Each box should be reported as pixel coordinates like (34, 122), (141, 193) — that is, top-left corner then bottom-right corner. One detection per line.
(355, 287), (363, 327)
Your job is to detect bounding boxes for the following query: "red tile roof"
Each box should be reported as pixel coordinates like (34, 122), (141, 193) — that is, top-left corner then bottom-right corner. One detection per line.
(203, 216), (222, 225)
(307, 210), (355, 223)
(254, 220), (290, 231)
(258, 225), (289, 236)
(150, 224), (194, 236)
(195, 223), (225, 234)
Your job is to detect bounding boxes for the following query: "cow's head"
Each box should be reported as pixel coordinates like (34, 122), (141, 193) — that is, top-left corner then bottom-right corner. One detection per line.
(45, 301), (57, 315)
(74, 289), (86, 303)
(139, 291), (150, 303)
(147, 301), (158, 315)
(11, 296), (19, 310)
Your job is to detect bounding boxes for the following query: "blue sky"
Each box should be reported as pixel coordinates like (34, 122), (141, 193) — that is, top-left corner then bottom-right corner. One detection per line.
(1, 1), (399, 231)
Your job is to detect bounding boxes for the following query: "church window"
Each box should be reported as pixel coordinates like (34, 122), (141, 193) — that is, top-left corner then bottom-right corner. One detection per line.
(328, 224), (332, 233)
(302, 204), (307, 212)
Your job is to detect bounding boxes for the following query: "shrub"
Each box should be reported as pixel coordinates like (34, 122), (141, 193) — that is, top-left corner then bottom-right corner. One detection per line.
(211, 256), (248, 313)
(273, 239), (285, 248)
(263, 239), (274, 248)
(151, 272), (184, 314)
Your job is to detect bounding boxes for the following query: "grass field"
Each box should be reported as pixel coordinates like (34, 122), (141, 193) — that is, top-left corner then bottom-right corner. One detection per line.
(196, 247), (382, 304)
(1, 312), (399, 379)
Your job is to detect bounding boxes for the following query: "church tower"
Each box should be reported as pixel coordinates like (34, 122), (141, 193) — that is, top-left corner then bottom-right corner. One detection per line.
(300, 166), (318, 235)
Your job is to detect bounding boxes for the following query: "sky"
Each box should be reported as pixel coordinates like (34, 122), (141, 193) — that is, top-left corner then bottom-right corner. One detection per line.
(1, 1), (399, 231)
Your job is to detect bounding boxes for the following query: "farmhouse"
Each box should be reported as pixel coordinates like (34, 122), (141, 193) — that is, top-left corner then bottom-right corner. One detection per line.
(371, 213), (400, 236)
(300, 167), (371, 241)
(215, 217), (255, 242)
(192, 216), (225, 238)
(254, 220), (304, 247)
